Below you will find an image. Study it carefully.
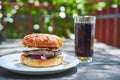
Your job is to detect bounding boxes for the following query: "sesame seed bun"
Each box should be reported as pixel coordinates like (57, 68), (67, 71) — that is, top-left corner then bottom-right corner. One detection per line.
(22, 33), (63, 48)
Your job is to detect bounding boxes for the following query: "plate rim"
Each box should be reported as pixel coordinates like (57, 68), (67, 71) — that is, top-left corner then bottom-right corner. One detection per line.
(0, 53), (79, 74)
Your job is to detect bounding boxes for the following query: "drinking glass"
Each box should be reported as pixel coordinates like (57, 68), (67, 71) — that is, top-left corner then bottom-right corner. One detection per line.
(74, 16), (96, 63)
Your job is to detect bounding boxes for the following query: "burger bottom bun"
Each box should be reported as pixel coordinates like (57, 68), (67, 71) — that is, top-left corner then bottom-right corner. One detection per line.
(21, 54), (63, 67)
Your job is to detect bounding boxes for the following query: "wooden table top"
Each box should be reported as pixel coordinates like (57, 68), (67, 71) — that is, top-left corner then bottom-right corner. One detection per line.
(0, 39), (120, 80)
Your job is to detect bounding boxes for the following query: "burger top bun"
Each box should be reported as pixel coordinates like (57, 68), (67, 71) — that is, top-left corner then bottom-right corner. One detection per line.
(22, 33), (63, 48)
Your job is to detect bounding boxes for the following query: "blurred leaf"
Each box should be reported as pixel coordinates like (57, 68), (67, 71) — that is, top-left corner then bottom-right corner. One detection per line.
(31, 9), (37, 15)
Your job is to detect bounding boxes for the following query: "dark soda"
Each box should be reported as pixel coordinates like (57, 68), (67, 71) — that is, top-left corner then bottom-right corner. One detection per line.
(74, 23), (95, 57)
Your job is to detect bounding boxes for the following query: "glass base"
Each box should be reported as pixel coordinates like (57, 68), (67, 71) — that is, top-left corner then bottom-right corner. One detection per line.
(78, 57), (92, 63)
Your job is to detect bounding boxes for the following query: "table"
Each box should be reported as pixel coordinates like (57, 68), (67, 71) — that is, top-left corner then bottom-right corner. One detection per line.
(0, 39), (120, 80)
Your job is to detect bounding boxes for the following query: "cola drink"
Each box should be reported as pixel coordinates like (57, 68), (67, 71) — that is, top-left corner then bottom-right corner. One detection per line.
(74, 23), (95, 57)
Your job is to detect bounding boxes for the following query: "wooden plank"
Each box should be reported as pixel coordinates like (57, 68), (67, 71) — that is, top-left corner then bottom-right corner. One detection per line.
(53, 17), (56, 34)
(1, 5), (6, 32)
(105, 7), (110, 44)
(40, 12), (44, 33)
(116, 6), (120, 48)
(0, 2), (55, 8)
(64, 18), (69, 38)
(108, 18), (114, 45)
(95, 19), (99, 40)
(97, 11), (103, 42)
(14, 12), (19, 37)
(113, 7), (118, 47)
(101, 8), (106, 43)
(27, 11), (32, 34)
(95, 10), (99, 40)
(108, 7), (115, 46)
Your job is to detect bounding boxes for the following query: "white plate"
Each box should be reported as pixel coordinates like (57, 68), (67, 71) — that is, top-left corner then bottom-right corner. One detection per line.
(0, 53), (79, 75)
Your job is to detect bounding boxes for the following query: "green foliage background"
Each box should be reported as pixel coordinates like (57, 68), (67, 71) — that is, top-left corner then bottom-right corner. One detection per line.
(0, 0), (119, 38)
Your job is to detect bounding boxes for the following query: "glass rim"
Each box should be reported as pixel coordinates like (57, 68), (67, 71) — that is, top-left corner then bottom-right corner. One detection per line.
(74, 16), (96, 18)
(74, 16), (96, 23)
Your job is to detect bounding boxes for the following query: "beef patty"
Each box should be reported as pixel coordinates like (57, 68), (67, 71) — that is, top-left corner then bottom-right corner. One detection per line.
(23, 49), (62, 57)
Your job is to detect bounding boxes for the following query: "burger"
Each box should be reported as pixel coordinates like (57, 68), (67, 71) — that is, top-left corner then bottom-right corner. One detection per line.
(21, 33), (64, 67)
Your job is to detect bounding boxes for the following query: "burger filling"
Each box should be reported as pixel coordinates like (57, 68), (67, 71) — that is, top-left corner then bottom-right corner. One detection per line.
(23, 49), (62, 60)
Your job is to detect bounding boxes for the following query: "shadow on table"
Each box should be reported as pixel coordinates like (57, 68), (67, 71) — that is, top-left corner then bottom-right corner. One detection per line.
(85, 46), (120, 72)
(93, 48), (120, 65)
(0, 67), (78, 79)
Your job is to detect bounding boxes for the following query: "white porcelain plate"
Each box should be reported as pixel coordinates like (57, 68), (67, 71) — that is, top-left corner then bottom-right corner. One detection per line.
(0, 52), (79, 75)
